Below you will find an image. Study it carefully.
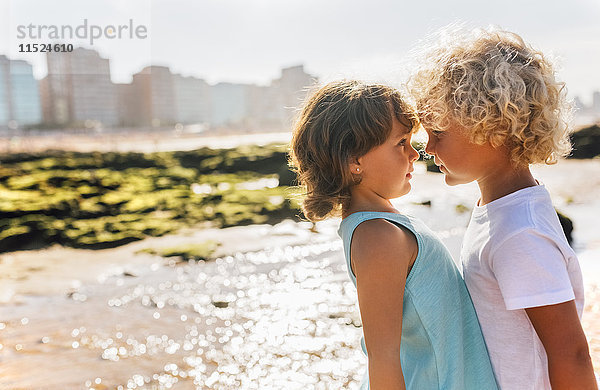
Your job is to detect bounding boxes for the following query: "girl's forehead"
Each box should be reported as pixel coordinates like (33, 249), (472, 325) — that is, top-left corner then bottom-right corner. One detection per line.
(391, 119), (413, 136)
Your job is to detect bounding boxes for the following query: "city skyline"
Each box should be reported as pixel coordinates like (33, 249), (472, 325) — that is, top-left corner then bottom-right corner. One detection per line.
(1, 47), (599, 131)
(3, 48), (600, 107)
(1, 0), (599, 105)
(0, 46), (319, 129)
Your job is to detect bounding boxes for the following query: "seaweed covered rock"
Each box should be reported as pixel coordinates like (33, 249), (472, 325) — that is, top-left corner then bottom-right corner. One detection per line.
(0, 143), (301, 252)
(556, 209), (574, 244)
(569, 124), (600, 159)
(425, 158), (441, 173)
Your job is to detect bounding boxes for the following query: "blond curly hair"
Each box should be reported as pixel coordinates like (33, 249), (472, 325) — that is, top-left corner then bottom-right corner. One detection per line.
(410, 26), (572, 165)
(289, 80), (418, 222)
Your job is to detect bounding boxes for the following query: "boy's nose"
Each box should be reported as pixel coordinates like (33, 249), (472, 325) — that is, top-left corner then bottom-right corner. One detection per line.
(425, 138), (435, 156)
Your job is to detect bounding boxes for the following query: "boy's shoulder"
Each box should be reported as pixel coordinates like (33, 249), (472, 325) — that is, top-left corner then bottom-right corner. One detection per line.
(480, 187), (574, 261)
(482, 186), (555, 240)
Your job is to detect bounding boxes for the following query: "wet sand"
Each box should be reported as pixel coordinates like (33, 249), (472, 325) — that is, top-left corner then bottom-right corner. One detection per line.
(0, 160), (599, 389)
(0, 220), (366, 389)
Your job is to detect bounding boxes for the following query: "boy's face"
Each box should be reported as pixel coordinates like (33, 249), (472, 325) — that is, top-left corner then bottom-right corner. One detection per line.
(424, 123), (497, 186)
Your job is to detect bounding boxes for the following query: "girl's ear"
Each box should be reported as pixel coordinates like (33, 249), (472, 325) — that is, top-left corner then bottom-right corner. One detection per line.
(349, 157), (362, 174)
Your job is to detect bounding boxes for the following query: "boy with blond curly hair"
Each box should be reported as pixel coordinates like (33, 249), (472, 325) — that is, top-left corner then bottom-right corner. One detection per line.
(411, 27), (597, 389)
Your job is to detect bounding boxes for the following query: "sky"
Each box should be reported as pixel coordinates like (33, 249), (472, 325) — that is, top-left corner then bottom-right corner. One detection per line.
(1, 0), (599, 104)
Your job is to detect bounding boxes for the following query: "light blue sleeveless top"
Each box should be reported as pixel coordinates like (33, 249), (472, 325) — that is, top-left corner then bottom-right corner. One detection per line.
(338, 211), (498, 390)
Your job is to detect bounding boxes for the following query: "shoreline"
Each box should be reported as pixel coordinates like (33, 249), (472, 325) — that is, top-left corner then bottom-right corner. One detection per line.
(0, 129), (293, 154)
(0, 219), (318, 301)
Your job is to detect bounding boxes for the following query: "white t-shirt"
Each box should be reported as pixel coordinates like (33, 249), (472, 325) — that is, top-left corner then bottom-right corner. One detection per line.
(461, 184), (584, 390)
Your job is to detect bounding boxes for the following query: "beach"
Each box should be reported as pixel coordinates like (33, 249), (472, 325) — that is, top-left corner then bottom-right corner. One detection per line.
(0, 156), (599, 389)
(0, 129), (294, 154)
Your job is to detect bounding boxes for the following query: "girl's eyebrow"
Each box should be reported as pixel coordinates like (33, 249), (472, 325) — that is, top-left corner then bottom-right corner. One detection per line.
(396, 129), (411, 138)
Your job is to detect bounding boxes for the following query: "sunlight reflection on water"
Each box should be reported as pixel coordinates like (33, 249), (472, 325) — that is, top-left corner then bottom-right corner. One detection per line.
(1, 160), (599, 388)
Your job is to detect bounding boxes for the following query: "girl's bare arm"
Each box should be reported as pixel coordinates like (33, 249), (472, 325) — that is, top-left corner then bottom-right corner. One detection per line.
(351, 219), (417, 390)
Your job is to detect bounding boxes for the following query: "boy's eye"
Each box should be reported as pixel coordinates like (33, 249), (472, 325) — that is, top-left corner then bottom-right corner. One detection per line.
(431, 130), (444, 137)
(397, 138), (407, 146)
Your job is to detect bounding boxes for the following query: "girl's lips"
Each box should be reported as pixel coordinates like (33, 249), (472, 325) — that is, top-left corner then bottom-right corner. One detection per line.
(406, 173), (412, 179)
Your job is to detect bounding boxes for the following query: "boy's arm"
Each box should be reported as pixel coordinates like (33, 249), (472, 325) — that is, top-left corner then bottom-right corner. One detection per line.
(351, 219), (417, 390)
(526, 301), (598, 390)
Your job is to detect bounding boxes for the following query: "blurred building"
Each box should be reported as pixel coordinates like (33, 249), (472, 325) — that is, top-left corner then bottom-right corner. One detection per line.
(229, 65), (318, 131)
(118, 70), (212, 127)
(0, 55), (42, 129)
(273, 65), (318, 126)
(15, 45), (319, 131)
(211, 82), (248, 127)
(42, 48), (117, 127)
(131, 66), (176, 127)
(593, 91), (600, 113)
(0, 56), (10, 127)
(115, 82), (137, 127)
(245, 84), (284, 131)
(173, 74), (212, 124)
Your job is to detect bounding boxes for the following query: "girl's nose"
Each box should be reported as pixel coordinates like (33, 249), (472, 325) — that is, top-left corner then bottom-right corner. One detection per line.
(409, 144), (420, 163)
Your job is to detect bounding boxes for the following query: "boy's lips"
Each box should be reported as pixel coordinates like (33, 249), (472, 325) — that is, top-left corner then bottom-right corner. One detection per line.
(434, 159), (446, 172)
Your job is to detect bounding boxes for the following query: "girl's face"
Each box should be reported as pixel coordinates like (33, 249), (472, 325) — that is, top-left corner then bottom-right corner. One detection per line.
(424, 123), (497, 186)
(352, 119), (420, 199)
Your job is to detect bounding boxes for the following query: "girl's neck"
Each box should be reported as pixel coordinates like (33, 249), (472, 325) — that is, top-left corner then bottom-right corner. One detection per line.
(343, 187), (399, 218)
(476, 163), (537, 206)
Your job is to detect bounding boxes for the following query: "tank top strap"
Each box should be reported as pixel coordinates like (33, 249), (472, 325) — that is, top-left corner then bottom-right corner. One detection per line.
(337, 211), (422, 285)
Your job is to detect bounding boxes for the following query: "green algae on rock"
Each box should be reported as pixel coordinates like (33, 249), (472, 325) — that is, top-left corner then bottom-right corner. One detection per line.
(0, 144), (301, 252)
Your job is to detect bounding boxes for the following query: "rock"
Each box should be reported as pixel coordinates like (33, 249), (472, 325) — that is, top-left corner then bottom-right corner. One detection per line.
(569, 124), (600, 159)
(424, 158), (441, 173)
(556, 209), (574, 244)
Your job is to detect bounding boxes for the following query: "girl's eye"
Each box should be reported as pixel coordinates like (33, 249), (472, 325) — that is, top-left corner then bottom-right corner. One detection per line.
(432, 130), (444, 137)
(397, 138), (407, 146)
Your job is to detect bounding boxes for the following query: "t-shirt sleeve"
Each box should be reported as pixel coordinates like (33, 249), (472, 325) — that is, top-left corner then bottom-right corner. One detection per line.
(490, 228), (575, 310)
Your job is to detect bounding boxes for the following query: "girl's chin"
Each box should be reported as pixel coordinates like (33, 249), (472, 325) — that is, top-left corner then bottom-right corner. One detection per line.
(395, 183), (412, 198)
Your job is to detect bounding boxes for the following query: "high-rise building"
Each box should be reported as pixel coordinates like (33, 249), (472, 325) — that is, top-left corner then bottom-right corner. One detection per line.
(273, 65), (318, 126)
(245, 84), (285, 131)
(0, 56), (10, 127)
(211, 82), (248, 126)
(131, 66), (176, 127)
(573, 96), (584, 111)
(42, 47), (117, 127)
(0, 55), (42, 128)
(173, 74), (212, 124)
(593, 91), (600, 113)
(208, 65), (317, 130)
(36, 55), (318, 130)
(115, 82), (137, 127)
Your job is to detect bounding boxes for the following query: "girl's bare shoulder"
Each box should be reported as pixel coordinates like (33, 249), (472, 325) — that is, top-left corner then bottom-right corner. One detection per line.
(350, 218), (417, 273)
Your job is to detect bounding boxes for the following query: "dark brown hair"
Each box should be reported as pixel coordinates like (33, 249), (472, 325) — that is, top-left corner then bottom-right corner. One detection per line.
(289, 80), (418, 222)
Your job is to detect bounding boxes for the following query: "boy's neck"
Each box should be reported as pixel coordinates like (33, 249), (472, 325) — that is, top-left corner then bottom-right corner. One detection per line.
(476, 163), (537, 206)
